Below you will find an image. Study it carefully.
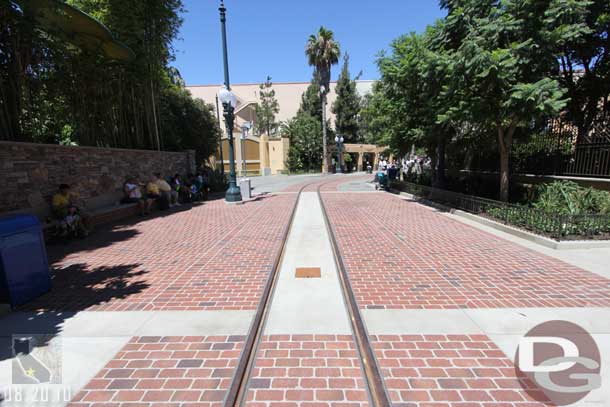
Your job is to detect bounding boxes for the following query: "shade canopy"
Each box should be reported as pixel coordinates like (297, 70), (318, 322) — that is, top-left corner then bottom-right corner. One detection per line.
(17, 0), (135, 61)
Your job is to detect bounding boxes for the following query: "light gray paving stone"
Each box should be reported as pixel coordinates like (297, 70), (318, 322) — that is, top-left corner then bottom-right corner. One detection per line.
(465, 307), (610, 335)
(363, 309), (482, 334)
(134, 310), (255, 336)
(264, 192), (352, 334)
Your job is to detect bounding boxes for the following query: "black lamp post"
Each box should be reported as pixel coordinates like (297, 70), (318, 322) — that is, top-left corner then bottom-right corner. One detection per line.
(215, 95), (224, 177)
(218, 1), (241, 203)
(335, 135), (344, 173)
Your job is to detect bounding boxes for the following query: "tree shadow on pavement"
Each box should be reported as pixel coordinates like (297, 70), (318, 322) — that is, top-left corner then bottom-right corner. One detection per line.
(47, 228), (141, 263)
(0, 263), (149, 363)
(46, 202), (196, 264)
(0, 201), (210, 368)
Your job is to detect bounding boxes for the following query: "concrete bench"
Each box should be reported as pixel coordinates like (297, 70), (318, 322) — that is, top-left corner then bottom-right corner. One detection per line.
(87, 202), (142, 227)
(40, 192), (146, 233)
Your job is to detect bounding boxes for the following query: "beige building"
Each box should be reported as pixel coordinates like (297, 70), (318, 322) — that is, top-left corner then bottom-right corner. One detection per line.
(187, 80), (378, 175)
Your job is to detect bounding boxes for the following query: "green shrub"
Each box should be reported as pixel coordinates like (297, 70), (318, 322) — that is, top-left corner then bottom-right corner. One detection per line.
(486, 206), (561, 235)
(402, 179), (610, 239)
(533, 181), (610, 215)
(208, 168), (228, 192)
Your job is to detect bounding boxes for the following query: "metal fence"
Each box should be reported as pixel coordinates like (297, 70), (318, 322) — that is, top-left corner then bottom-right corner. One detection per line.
(470, 116), (610, 178)
(399, 182), (610, 241)
(521, 117), (610, 177)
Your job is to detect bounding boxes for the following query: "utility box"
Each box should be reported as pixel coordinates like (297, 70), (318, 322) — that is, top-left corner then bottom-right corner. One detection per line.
(239, 178), (252, 200)
(0, 215), (51, 308)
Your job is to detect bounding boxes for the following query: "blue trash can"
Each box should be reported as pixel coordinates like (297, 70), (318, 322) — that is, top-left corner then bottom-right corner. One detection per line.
(0, 215), (51, 308)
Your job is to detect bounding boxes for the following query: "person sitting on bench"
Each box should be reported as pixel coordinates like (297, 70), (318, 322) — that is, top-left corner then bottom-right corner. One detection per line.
(121, 178), (151, 215)
(52, 184), (89, 237)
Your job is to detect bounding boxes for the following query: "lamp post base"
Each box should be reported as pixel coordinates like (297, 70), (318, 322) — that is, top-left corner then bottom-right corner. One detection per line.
(225, 184), (242, 203)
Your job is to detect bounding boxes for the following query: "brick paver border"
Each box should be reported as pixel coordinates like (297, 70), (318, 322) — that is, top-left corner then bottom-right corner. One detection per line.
(372, 334), (550, 406)
(70, 335), (245, 406)
(244, 335), (371, 407)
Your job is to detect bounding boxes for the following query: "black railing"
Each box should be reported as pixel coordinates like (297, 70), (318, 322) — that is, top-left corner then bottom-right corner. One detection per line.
(564, 143), (610, 177)
(399, 182), (610, 241)
(469, 116), (610, 178)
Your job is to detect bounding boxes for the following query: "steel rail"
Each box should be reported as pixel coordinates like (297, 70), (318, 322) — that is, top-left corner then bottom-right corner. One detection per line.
(224, 177), (391, 407)
(223, 181), (312, 407)
(316, 183), (393, 407)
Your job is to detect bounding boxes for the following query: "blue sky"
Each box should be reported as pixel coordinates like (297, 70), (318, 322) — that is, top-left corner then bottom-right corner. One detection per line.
(172, 0), (446, 86)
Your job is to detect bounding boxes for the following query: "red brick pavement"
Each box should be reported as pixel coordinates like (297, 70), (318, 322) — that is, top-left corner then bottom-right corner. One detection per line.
(372, 334), (549, 406)
(321, 192), (610, 309)
(24, 194), (296, 311)
(70, 335), (244, 407)
(244, 335), (371, 407)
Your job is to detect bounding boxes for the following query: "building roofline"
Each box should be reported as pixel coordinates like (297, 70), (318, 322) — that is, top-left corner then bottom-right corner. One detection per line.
(187, 79), (376, 88)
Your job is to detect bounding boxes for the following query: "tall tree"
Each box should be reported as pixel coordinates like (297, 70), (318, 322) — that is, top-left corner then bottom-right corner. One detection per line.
(439, 0), (570, 201)
(160, 87), (220, 164)
(298, 72), (323, 120)
(254, 76), (279, 138)
(0, 0), (218, 165)
(305, 26), (340, 173)
(546, 0), (610, 140)
(332, 54), (361, 143)
(369, 26), (454, 187)
(359, 88), (394, 147)
(283, 114), (323, 173)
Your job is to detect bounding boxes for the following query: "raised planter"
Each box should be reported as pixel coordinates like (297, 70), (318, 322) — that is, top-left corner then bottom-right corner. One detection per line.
(391, 182), (610, 248)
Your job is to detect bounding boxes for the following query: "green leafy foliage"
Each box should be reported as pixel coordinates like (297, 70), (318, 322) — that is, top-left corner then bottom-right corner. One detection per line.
(547, 0), (610, 139)
(358, 86), (394, 147)
(485, 180), (610, 238)
(331, 54), (361, 142)
(365, 0), (603, 201)
(207, 168), (228, 192)
(254, 76), (280, 138)
(1, 0), (218, 164)
(401, 180), (609, 239)
(159, 86), (221, 164)
(305, 26), (340, 95)
(283, 114), (323, 173)
(298, 72), (323, 121)
(534, 181), (610, 215)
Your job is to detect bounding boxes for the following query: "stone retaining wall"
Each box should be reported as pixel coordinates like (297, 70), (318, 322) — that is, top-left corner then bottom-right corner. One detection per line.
(0, 141), (196, 217)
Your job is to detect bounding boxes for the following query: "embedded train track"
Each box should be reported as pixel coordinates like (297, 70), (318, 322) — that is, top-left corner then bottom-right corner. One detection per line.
(223, 177), (391, 407)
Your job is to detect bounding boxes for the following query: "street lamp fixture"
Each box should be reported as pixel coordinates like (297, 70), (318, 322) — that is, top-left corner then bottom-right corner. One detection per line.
(335, 135), (344, 174)
(218, 1), (242, 203)
(218, 87), (242, 202)
(218, 87), (237, 109)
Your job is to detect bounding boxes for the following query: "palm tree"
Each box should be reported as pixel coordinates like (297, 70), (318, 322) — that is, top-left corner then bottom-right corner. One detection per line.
(306, 27), (340, 173)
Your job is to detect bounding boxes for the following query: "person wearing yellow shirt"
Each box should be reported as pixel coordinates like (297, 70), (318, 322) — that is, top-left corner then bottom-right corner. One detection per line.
(155, 176), (172, 194)
(147, 174), (171, 210)
(52, 184), (78, 218)
(146, 180), (160, 196)
(150, 173), (178, 207)
(51, 184), (89, 237)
